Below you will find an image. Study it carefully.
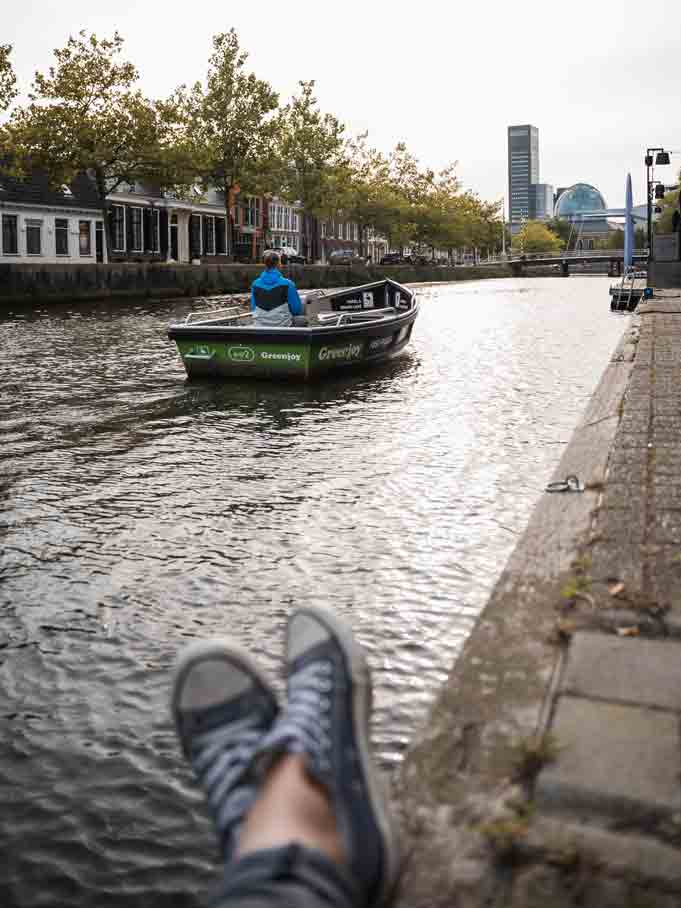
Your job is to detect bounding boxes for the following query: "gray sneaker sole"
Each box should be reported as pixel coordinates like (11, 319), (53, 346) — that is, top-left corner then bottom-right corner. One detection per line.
(171, 638), (277, 759)
(289, 606), (401, 906)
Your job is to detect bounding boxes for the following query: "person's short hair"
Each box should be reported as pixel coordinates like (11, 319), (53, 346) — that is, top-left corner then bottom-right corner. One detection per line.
(264, 251), (280, 269)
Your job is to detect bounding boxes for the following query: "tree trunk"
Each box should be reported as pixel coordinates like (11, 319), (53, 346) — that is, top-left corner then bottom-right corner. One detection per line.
(224, 178), (233, 259)
(95, 167), (112, 262)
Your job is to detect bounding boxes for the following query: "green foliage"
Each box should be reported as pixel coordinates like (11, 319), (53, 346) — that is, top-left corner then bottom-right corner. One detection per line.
(545, 217), (572, 246)
(513, 220), (563, 254)
(0, 43), (17, 112)
(274, 80), (345, 215)
(605, 228), (624, 249)
(3, 28), (513, 262)
(4, 31), (181, 254)
(174, 30), (279, 204)
(655, 173), (681, 233)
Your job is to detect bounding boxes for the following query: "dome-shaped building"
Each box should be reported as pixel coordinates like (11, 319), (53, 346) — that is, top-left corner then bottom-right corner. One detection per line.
(554, 183), (607, 218)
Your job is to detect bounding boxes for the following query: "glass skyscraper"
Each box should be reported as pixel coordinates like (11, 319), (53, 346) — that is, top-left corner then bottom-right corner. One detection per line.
(508, 124), (540, 230)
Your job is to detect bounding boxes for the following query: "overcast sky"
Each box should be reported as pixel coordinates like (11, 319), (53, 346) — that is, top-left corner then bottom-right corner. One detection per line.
(5, 0), (681, 213)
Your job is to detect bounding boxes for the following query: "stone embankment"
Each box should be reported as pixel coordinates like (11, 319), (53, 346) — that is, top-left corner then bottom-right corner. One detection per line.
(0, 261), (518, 306)
(396, 288), (681, 907)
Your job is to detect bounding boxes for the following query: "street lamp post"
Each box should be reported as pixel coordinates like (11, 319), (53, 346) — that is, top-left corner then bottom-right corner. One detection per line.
(645, 147), (671, 258)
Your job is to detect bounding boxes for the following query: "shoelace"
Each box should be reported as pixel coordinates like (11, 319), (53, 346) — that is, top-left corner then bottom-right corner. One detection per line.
(191, 717), (263, 853)
(265, 660), (334, 772)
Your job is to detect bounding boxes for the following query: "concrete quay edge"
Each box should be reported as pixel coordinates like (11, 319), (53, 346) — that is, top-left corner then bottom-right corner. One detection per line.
(394, 292), (681, 907)
(0, 262), (522, 306)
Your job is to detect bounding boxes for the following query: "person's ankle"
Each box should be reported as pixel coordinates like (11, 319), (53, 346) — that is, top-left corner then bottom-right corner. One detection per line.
(236, 754), (345, 866)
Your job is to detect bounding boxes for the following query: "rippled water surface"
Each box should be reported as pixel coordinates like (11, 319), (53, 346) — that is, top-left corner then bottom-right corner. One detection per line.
(1, 276), (625, 905)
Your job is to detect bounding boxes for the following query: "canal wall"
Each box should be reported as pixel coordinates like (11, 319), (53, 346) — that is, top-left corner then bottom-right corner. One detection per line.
(396, 289), (681, 907)
(0, 262), (517, 306)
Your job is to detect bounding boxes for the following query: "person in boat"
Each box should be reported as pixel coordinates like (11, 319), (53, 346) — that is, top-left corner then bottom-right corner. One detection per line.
(251, 251), (304, 327)
(170, 605), (398, 908)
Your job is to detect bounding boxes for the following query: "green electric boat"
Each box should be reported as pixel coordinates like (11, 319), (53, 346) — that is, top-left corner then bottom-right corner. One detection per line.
(168, 279), (419, 381)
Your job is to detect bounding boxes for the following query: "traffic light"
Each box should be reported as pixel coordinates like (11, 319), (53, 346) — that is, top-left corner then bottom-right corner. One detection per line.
(655, 184), (666, 199)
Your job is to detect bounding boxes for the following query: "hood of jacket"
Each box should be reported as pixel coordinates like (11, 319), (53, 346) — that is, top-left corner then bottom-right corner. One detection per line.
(255, 268), (286, 287)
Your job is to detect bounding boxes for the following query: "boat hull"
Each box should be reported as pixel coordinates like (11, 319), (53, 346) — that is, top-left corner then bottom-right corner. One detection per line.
(169, 306), (418, 381)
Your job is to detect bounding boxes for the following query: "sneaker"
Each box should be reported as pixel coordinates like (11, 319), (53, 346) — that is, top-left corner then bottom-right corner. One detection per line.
(171, 639), (278, 861)
(259, 606), (400, 906)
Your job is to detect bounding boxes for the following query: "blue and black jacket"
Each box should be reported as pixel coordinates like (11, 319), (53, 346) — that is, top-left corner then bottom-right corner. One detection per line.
(250, 268), (303, 327)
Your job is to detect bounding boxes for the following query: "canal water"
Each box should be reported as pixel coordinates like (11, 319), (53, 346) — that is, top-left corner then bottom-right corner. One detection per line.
(1, 276), (625, 906)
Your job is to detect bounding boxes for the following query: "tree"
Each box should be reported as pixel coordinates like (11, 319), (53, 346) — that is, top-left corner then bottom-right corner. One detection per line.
(5, 31), (179, 256)
(513, 220), (563, 254)
(334, 134), (396, 257)
(605, 228), (625, 250)
(274, 81), (345, 260)
(655, 173), (681, 234)
(545, 217), (571, 248)
(175, 29), (279, 256)
(0, 44), (17, 112)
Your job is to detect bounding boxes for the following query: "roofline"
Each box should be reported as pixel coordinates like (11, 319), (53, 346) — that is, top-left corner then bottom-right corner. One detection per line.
(0, 199), (103, 215)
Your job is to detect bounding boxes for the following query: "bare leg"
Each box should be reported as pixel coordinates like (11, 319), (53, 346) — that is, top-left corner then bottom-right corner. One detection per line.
(238, 754), (345, 867)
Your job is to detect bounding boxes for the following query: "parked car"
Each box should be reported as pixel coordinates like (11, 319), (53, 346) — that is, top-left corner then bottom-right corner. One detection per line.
(379, 253), (407, 265)
(264, 246), (306, 265)
(327, 248), (367, 266)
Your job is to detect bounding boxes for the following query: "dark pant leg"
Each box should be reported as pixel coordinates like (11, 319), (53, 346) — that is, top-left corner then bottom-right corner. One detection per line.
(210, 844), (361, 908)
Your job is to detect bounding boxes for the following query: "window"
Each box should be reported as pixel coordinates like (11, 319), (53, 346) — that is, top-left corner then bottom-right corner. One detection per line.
(338, 222), (344, 240)
(243, 197), (261, 228)
(292, 211), (299, 232)
(321, 221), (327, 239)
(283, 206), (290, 231)
(151, 209), (160, 253)
(79, 221), (92, 256)
(112, 205), (125, 251)
(130, 207), (143, 251)
(55, 218), (69, 256)
(26, 219), (42, 255)
(206, 216), (215, 255)
(190, 215), (201, 257)
(216, 217), (226, 254)
(1, 214), (18, 254)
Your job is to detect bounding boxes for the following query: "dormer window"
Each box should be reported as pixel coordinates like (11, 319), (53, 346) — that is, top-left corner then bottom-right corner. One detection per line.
(61, 185), (73, 197)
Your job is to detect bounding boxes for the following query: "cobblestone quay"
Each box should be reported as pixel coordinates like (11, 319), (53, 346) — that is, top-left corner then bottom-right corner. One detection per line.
(396, 289), (681, 907)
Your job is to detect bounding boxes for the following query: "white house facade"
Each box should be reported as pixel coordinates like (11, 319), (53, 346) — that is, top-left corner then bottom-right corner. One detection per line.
(0, 171), (106, 264)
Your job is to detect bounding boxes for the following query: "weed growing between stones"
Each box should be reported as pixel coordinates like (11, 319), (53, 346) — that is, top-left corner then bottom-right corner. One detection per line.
(513, 733), (559, 784)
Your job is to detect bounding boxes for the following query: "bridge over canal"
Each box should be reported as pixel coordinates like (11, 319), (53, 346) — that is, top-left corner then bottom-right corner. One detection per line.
(475, 248), (648, 276)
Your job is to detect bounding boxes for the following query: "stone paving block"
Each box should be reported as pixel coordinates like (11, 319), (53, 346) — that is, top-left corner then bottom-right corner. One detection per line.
(536, 697), (681, 819)
(652, 396), (681, 414)
(561, 632), (681, 710)
(601, 482), (646, 511)
(608, 446), (648, 471)
(620, 393), (651, 413)
(653, 483), (681, 510)
(652, 546), (681, 612)
(617, 411), (650, 434)
(606, 458), (647, 486)
(653, 510), (681, 545)
(589, 541), (644, 590)
(596, 507), (647, 543)
(614, 432), (651, 451)
(510, 866), (578, 908)
(523, 816), (681, 891)
(650, 444), (680, 476)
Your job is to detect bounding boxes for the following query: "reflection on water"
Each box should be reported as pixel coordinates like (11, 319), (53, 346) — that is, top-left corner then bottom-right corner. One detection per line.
(0, 277), (624, 906)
